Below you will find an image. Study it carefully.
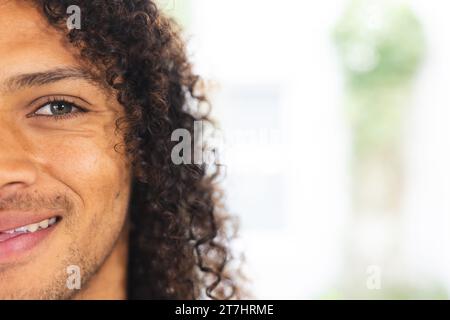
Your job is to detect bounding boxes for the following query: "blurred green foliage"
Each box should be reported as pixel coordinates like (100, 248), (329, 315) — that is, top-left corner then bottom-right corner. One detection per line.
(334, 0), (426, 156)
(334, 0), (425, 88)
(155, 0), (191, 27)
(331, 0), (446, 300)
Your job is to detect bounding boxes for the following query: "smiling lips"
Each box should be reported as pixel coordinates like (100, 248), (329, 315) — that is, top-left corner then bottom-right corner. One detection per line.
(0, 213), (61, 262)
(0, 217), (58, 242)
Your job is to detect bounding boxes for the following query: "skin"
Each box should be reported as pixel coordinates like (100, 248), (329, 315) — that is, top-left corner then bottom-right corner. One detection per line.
(0, 1), (131, 299)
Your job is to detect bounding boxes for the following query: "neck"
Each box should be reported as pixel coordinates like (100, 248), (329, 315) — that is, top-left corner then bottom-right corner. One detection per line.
(72, 226), (129, 300)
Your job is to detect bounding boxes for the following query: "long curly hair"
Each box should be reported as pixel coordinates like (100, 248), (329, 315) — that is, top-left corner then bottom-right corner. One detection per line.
(30, 0), (244, 299)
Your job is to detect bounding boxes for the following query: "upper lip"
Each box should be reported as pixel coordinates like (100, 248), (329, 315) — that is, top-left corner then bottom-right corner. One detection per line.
(0, 211), (61, 233)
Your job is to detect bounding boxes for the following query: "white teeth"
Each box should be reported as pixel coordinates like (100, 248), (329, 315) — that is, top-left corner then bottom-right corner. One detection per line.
(39, 220), (49, 229)
(14, 226), (28, 233)
(26, 223), (40, 233)
(1, 217), (58, 234)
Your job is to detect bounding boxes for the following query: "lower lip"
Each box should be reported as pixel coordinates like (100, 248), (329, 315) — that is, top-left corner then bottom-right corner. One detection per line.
(0, 223), (58, 263)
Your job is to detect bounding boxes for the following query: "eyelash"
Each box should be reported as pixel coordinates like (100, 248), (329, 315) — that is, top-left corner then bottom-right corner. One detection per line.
(29, 97), (87, 121)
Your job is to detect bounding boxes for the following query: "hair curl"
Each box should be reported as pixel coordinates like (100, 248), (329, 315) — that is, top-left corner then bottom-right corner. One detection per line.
(30, 0), (245, 299)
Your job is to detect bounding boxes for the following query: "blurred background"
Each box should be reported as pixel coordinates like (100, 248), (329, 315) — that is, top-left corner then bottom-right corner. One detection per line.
(158, 0), (450, 299)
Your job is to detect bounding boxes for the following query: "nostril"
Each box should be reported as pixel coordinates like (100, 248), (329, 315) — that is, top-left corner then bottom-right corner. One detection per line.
(0, 160), (38, 191)
(0, 181), (30, 200)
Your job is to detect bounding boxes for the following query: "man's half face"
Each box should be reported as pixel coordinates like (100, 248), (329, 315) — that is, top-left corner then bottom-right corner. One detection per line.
(0, 1), (132, 298)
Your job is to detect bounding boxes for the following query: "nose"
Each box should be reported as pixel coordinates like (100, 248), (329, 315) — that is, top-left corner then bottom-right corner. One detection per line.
(0, 160), (37, 197)
(0, 130), (38, 199)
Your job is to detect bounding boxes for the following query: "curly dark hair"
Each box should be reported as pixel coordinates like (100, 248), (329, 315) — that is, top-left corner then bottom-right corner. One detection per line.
(29, 0), (245, 299)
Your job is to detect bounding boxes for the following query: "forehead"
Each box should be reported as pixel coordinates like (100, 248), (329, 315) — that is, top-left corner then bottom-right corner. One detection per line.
(0, 1), (80, 78)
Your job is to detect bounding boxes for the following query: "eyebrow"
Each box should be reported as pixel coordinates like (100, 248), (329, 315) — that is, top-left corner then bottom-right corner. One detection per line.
(4, 67), (103, 91)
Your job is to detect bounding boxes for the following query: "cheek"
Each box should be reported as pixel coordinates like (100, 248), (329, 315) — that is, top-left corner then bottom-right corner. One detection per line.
(34, 133), (132, 231)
